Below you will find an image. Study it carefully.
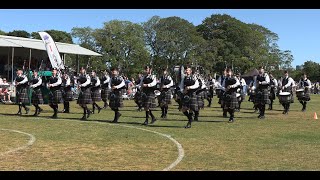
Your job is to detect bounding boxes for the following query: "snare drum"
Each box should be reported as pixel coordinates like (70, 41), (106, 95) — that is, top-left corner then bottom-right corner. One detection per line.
(279, 92), (291, 103)
(296, 89), (305, 98)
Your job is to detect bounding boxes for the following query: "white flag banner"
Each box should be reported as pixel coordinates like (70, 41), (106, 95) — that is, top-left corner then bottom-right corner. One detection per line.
(38, 31), (65, 70)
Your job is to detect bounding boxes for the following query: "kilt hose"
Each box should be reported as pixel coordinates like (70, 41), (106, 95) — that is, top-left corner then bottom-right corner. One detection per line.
(254, 88), (270, 105)
(159, 89), (172, 107)
(91, 87), (102, 103)
(16, 87), (29, 104)
(49, 89), (63, 105)
(31, 88), (44, 105)
(109, 90), (124, 109)
(182, 92), (199, 112)
(77, 88), (92, 106)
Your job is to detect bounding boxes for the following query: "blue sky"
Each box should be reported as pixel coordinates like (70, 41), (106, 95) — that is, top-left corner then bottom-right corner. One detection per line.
(0, 9), (319, 67)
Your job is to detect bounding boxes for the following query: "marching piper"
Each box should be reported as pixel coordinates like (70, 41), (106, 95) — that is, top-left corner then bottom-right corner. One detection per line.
(77, 67), (92, 120)
(47, 68), (63, 119)
(253, 66), (270, 119)
(14, 68), (30, 115)
(109, 67), (125, 123)
(90, 70), (102, 114)
(30, 69), (44, 116)
(159, 68), (173, 119)
(297, 73), (311, 112)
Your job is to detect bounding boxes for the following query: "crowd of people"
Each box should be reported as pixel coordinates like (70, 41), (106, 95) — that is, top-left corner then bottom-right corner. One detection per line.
(0, 64), (316, 129)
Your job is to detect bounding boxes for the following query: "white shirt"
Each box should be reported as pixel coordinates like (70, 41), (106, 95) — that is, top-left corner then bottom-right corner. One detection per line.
(253, 73), (270, 89)
(282, 76), (295, 88)
(270, 78), (278, 87)
(31, 76), (42, 88)
(179, 74), (199, 92)
(109, 76), (125, 89)
(50, 76), (62, 87)
(160, 75), (173, 89)
(139, 74), (157, 89)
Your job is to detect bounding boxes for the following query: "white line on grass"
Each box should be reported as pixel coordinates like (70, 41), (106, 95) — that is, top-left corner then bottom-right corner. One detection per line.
(0, 128), (36, 156)
(107, 123), (185, 171)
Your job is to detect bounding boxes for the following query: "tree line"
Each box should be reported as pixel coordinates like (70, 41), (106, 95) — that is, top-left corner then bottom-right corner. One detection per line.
(1, 14), (318, 81)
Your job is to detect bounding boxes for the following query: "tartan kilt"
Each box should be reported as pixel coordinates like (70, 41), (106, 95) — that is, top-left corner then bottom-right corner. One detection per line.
(196, 90), (205, 108)
(254, 88), (270, 105)
(91, 88), (102, 102)
(77, 88), (92, 105)
(159, 89), (172, 106)
(182, 92), (199, 112)
(109, 91), (124, 108)
(223, 92), (239, 110)
(269, 88), (276, 100)
(101, 88), (111, 101)
(16, 87), (29, 104)
(31, 88), (44, 105)
(49, 90), (63, 104)
(63, 87), (73, 102)
(297, 89), (311, 101)
(142, 91), (157, 109)
(134, 91), (143, 105)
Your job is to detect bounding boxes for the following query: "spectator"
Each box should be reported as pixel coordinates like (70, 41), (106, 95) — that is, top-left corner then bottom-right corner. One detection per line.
(0, 78), (12, 103)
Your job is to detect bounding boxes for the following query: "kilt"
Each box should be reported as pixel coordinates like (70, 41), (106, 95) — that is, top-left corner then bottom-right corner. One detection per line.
(49, 90), (63, 105)
(297, 89), (311, 101)
(159, 89), (172, 106)
(63, 87), (73, 102)
(254, 88), (270, 105)
(142, 91), (157, 109)
(77, 88), (92, 105)
(182, 92), (199, 112)
(134, 91), (143, 105)
(269, 88), (276, 100)
(196, 90), (205, 108)
(101, 88), (111, 101)
(109, 90), (124, 108)
(16, 87), (29, 104)
(223, 92), (239, 110)
(91, 88), (101, 102)
(31, 88), (44, 105)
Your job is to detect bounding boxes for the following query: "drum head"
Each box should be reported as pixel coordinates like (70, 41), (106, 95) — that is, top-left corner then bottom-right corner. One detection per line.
(296, 89), (304, 92)
(279, 92), (290, 96)
(236, 93), (241, 98)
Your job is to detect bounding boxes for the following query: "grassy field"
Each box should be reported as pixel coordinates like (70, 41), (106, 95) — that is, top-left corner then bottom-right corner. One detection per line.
(1, 94), (320, 170)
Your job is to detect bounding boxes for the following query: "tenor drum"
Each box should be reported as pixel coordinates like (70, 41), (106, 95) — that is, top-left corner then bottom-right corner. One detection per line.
(279, 92), (291, 103)
(296, 89), (305, 98)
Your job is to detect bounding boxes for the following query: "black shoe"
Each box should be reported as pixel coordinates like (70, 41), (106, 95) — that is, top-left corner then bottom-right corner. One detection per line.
(194, 117), (198, 121)
(38, 108), (43, 113)
(98, 107), (102, 114)
(51, 114), (58, 119)
(161, 114), (164, 118)
(163, 114), (167, 119)
(258, 115), (262, 118)
(16, 111), (22, 115)
(25, 108), (30, 114)
(142, 120), (148, 125)
(150, 118), (157, 124)
(33, 111), (38, 116)
(81, 115), (87, 120)
(185, 122), (191, 128)
(259, 116), (265, 119)
(228, 118), (234, 123)
(282, 110), (286, 114)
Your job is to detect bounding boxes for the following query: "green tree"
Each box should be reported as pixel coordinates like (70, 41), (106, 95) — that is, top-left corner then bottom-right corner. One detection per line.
(93, 20), (149, 77)
(302, 60), (320, 81)
(7, 30), (30, 38)
(0, 30), (6, 35)
(31, 30), (73, 43)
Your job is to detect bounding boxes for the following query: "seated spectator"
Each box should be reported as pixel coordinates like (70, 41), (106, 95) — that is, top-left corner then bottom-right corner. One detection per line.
(0, 78), (12, 103)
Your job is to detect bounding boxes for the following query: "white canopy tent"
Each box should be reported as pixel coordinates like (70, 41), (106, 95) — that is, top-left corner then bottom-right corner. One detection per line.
(0, 35), (102, 83)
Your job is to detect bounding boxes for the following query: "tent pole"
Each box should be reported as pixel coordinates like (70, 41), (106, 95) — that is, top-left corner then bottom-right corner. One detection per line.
(7, 48), (10, 80)
(76, 55), (79, 73)
(11, 47), (14, 83)
(29, 49), (32, 70)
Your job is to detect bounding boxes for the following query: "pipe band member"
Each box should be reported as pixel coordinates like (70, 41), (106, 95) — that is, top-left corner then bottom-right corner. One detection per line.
(280, 70), (295, 115)
(134, 73), (144, 111)
(109, 67), (125, 123)
(196, 73), (207, 111)
(268, 73), (278, 110)
(179, 66), (199, 128)
(217, 69), (227, 117)
(61, 71), (73, 113)
(77, 67), (92, 120)
(297, 73), (311, 112)
(253, 66), (270, 119)
(48, 68), (63, 119)
(223, 68), (240, 123)
(90, 70), (102, 114)
(14, 68), (30, 115)
(30, 69), (44, 116)
(236, 73), (246, 112)
(139, 65), (157, 125)
(159, 68), (173, 119)
(101, 70), (111, 109)
(206, 75), (215, 107)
